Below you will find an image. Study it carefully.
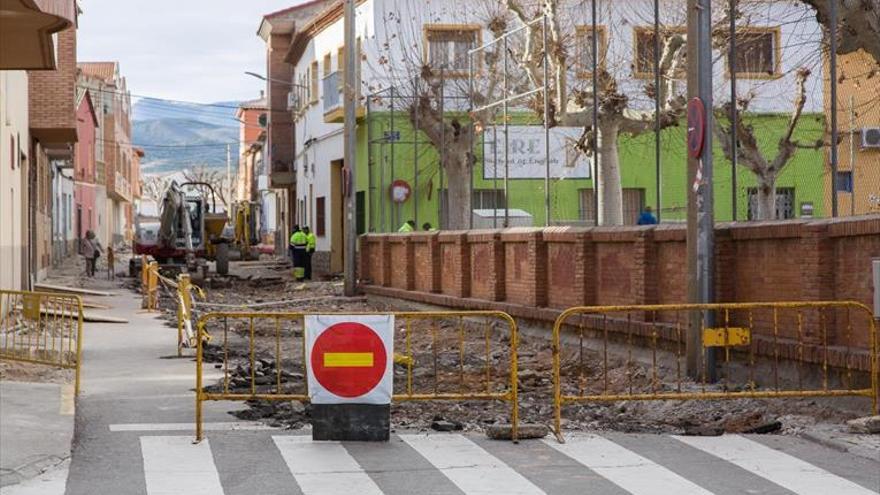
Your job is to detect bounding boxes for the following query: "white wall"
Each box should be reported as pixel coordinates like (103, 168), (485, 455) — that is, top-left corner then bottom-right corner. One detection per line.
(0, 71), (29, 291)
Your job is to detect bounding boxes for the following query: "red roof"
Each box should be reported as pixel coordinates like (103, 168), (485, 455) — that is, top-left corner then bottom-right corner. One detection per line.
(78, 61), (116, 81)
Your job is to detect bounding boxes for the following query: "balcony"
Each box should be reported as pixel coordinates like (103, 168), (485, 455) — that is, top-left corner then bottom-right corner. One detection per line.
(322, 71), (364, 124)
(108, 171), (131, 203)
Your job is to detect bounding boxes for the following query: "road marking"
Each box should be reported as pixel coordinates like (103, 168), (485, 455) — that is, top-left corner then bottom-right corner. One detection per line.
(324, 352), (374, 367)
(111, 422), (277, 432)
(140, 436), (224, 495)
(400, 434), (546, 495)
(272, 435), (383, 495)
(674, 434), (877, 495)
(544, 435), (713, 495)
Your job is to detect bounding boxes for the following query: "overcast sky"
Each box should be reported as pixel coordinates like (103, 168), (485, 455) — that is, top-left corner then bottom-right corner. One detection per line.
(77, 0), (305, 104)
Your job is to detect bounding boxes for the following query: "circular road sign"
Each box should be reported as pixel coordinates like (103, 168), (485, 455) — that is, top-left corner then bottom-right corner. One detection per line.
(310, 321), (389, 398)
(390, 179), (411, 203)
(687, 97), (706, 159)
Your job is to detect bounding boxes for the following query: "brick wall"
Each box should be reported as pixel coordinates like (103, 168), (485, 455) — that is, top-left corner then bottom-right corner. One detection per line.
(28, 26), (76, 139)
(360, 216), (880, 358)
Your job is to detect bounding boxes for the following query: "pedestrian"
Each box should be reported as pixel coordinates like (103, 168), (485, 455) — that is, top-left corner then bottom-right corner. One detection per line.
(637, 206), (658, 225)
(422, 222), (436, 232)
(81, 230), (102, 278)
(398, 220), (415, 232)
(289, 226), (308, 281)
(107, 246), (115, 280)
(304, 226), (316, 281)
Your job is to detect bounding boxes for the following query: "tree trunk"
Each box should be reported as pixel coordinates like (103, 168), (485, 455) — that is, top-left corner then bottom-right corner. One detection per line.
(754, 175), (777, 220)
(597, 121), (624, 226)
(443, 148), (472, 230)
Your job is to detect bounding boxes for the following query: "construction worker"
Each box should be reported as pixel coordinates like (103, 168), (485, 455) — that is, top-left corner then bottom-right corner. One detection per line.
(289, 225), (308, 281)
(303, 226), (316, 280)
(398, 220), (415, 232)
(288, 224), (300, 265)
(422, 222), (436, 232)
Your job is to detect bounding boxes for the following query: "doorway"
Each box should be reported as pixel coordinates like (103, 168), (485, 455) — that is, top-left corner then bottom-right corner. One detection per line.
(330, 159), (344, 273)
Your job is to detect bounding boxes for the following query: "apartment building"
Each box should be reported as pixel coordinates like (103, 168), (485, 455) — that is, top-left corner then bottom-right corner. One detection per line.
(0, 0), (77, 289)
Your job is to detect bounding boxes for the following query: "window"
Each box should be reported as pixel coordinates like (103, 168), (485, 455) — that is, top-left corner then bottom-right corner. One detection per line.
(730, 28), (779, 78)
(747, 187), (794, 220)
(574, 26), (607, 78)
(633, 26), (686, 79)
(579, 188), (645, 225)
(356, 191), (366, 235)
(323, 53), (332, 78)
(835, 171), (853, 193)
(316, 197), (326, 236)
(337, 46), (345, 91)
(424, 24), (480, 75)
(310, 61), (319, 104)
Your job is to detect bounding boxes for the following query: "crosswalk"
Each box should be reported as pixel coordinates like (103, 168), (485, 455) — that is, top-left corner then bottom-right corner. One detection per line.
(134, 432), (879, 495)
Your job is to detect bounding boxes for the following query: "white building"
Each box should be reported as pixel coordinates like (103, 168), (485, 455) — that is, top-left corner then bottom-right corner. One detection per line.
(0, 71), (30, 291)
(286, 0), (825, 273)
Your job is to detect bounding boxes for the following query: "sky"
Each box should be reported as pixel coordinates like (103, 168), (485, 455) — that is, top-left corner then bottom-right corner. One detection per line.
(77, 0), (308, 104)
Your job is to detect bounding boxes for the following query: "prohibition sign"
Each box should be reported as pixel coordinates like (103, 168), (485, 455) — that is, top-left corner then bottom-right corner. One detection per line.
(687, 97), (706, 159)
(310, 321), (389, 398)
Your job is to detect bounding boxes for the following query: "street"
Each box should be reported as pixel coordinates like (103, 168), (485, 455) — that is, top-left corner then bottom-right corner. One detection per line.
(1, 284), (874, 495)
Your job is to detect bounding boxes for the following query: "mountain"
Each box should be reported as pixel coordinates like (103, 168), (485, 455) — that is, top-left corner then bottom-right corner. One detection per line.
(131, 99), (242, 175)
(133, 118), (238, 175)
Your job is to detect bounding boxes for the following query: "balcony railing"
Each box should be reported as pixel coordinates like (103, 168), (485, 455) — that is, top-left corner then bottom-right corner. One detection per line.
(322, 72), (342, 114)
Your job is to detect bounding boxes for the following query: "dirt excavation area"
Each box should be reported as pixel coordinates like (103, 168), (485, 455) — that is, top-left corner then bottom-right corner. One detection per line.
(146, 261), (876, 443)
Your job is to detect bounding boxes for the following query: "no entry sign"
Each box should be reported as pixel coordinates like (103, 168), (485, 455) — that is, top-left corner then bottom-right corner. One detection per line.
(305, 315), (394, 404)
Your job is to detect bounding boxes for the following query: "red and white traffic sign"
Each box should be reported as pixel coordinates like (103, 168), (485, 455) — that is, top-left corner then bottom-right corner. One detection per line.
(305, 315), (394, 404)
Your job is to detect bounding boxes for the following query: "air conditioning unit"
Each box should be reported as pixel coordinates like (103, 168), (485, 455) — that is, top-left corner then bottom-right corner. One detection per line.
(862, 127), (880, 148)
(287, 92), (300, 111)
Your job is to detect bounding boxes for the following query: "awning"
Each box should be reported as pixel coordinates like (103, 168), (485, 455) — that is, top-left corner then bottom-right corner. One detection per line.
(0, 0), (75, 70)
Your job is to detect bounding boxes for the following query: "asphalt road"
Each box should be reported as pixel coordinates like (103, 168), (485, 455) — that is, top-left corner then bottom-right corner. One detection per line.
(15, 287), (879, 495)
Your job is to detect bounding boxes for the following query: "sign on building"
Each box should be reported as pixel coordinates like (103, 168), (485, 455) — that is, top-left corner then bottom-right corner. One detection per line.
(305, 314), (394, 404)
(483, 126), (591, 180)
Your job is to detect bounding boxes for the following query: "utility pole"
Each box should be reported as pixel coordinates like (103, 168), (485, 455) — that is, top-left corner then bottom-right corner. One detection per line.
(343, 0), (357, 296)
(686, 0), (716, 379)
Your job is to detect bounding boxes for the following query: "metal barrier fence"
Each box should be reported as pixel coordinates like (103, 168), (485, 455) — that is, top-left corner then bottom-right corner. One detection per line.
(0, 290), (84, 396)
(552, 301), (878, 441)
(195, 311), (519, 441)
(141, 256), (159, 311)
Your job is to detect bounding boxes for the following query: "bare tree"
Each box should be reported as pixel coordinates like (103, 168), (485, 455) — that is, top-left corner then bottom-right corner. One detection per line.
(800, 0), (880, 62)
(714, 68), (822, 220)
(182, 165), (231, 211)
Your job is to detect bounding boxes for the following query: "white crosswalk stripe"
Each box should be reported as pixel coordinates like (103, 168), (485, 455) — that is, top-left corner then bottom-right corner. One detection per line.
(272, 435), (384, 495)
(400, 434), (547, 495)
(543, 434), (714, 495)
(140, 436), (225, 495)
(674, 434), (878, 495)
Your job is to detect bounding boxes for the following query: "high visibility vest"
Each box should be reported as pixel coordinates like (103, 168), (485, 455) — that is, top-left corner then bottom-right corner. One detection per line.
(398, 223), (413, 233)
(306, 233), (317, 251)
(290, 231), (307, 247)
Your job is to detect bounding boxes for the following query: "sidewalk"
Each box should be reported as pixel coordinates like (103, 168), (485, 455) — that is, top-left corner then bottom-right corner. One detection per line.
(0, 381), (74, 488)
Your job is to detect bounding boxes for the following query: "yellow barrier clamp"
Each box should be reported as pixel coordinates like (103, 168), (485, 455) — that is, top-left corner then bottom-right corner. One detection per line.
(703, 327), (751, 347)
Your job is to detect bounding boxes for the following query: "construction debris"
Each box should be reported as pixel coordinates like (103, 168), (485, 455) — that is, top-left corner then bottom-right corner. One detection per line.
(34, 283), (112, 297)
(847, 416), (880, 434)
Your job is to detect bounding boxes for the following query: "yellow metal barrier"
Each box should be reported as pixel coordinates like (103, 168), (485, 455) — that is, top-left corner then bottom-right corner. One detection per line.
(176, 273), (205, 356)
(141, 259), (160, 311)
(552, 301), (878, 441)
(0, 290), (84, 396)
(195, 311), (519, 441)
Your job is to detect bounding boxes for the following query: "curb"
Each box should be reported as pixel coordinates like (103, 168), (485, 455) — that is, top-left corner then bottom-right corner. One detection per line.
(798, 431), (880, 462)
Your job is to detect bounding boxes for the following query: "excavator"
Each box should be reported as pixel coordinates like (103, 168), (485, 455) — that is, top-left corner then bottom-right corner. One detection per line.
(134, 181), (233, 278)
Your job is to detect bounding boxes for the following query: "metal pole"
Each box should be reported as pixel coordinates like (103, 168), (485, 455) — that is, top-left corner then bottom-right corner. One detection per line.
(226, 144), (232, 207)
(367, 96), (374, 231)
(414, 93), (419, 228)
(390, 87), (397, 229)
(343, 0), (357, 296)
(439, 68), (446, 228)
(469, 54), (476, 229)
(503, 37), (510, 228)
(729, 0), (738, 221)
(591, 0), (600, 226)
(493, 125), (498, 228)
(542, 15), (551, 227)
(830, 0), (839, 217)
(849, 95), (855, 216)
(654, 0), (662, 222)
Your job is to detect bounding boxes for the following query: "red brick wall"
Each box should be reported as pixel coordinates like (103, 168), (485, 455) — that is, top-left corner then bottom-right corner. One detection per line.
(360, 216), (880, 354)
(28, 26), (77, 138)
